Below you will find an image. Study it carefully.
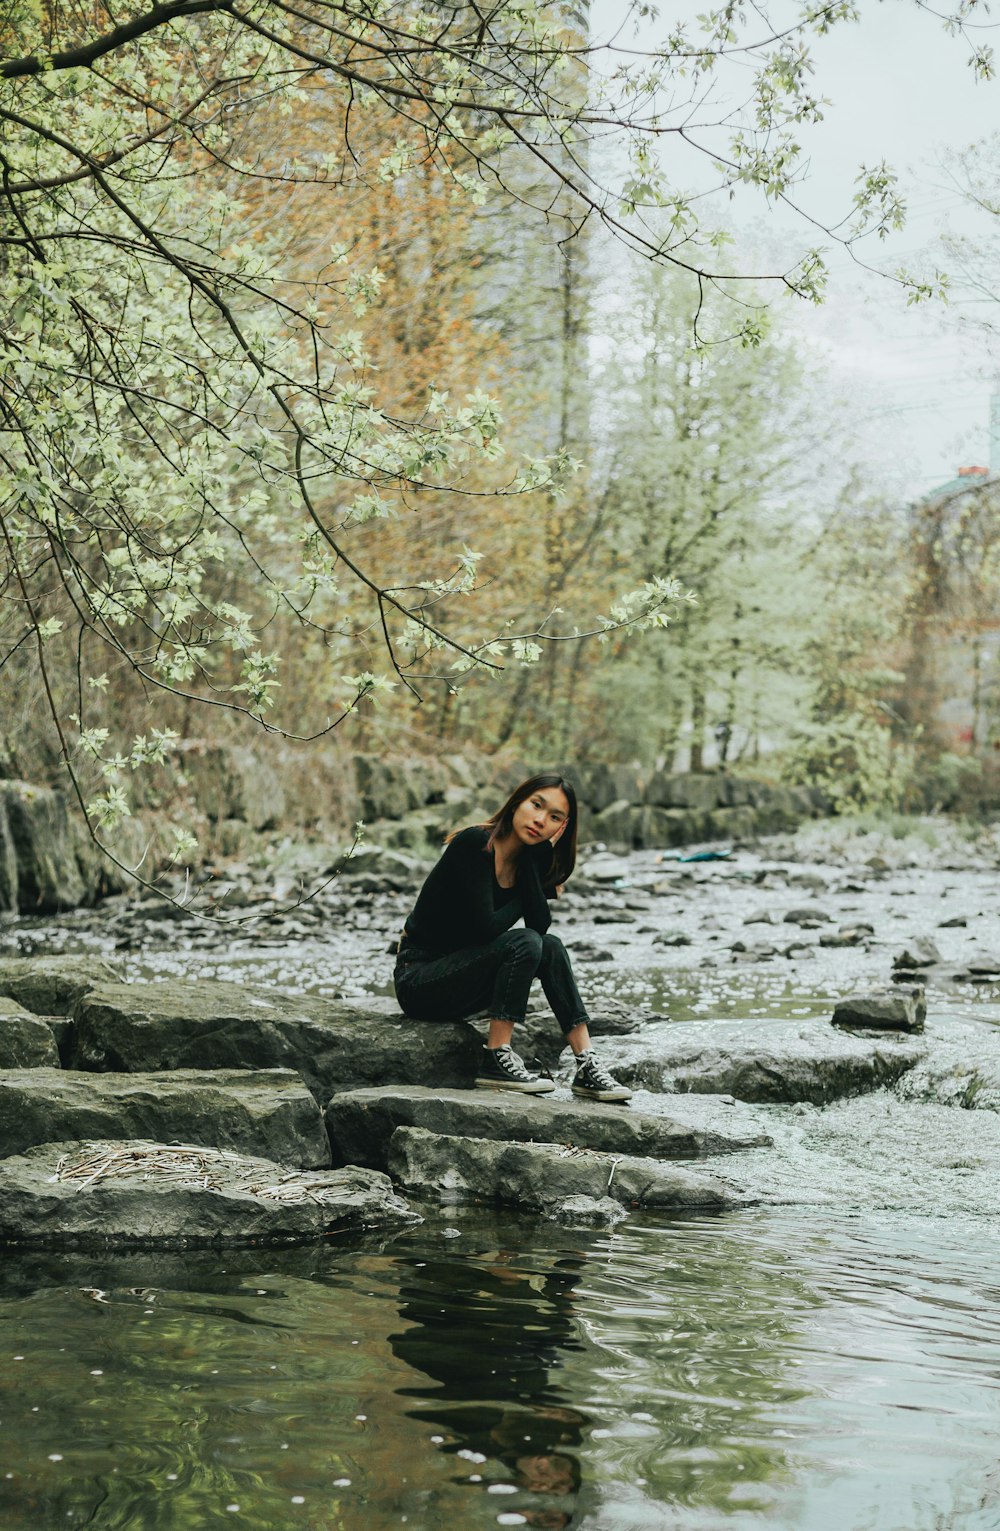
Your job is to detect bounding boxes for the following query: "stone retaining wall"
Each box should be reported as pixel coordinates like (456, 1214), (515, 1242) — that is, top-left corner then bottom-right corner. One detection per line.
(0, 751), (830, 912)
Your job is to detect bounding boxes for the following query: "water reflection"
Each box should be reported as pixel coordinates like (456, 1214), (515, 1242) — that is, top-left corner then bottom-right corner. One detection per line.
(1, 1212), (1000, 1529)
(390, 1243), (593, 1527)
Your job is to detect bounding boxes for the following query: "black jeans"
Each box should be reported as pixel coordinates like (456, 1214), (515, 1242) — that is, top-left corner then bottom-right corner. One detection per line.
(394, 927), (590, 1034)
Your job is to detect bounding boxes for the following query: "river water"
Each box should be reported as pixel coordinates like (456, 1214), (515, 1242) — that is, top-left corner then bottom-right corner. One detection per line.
(2, 822), (1000, 1529)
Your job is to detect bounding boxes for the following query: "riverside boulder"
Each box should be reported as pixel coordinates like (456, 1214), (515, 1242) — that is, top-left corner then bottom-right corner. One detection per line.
(832, 988), (926, 1032)
(0, 955), (120, 1015)
(326, 1085), (772, 1171)
(606, 1019), (925, 1105)
(0, 955), (120, 1016)
(0, 1139), (417, 1247)
(387, 1125), (750, 1213)
(69, 979), (483, 1099)
(0, 781), (89, 912)
(0, 1000), (60, 1068)
(0, 1066), (330, 1168)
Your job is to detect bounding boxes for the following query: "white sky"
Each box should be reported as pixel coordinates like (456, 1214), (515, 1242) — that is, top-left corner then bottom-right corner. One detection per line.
(587, 0), (1000, 499)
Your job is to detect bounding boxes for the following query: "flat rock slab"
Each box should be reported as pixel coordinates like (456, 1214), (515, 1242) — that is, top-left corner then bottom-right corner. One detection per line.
(70, 980), (482, 1100)
(894, 1021), (1000, 1111)
(607, 1019), (925, 1105)
(388, 1126), (751, 1213)
(0, 1067), (330, 1168)
(0, 1139), (418, 1248)
(0, 957), (120, 1015)
(326, 1085), (771, 1171)
(0, 999), (59, 1067)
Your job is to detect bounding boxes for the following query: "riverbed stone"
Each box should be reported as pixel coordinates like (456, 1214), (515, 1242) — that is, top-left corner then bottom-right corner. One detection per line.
(0, 1066), (330, 1167)
(387, 1126), (750, 1212)
(820, 925), (872, 948)
(545, 1194), (628, 1226)
(892, 937), (941, 970)
(0, 956), (121, 1015)
(0, 999), (60, 1067)
(0, 1139), (417, 1248)
(69, 979), (483, 1099)
(952, 951), (1000, 980)
(832, 988), (926, 1032)
(326, 1085), (771, 1171)
(605, 1019), (924, 1105)
(783, 906), (832, 925)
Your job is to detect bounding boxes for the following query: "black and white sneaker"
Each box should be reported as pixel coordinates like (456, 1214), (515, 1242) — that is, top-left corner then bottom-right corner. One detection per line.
(571, 1050), (633, 1103)
(475, 1044), (555, 1094)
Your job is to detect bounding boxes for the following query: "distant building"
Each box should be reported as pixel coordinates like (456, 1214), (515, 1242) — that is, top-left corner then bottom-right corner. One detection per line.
(905, 398), (1000, 750)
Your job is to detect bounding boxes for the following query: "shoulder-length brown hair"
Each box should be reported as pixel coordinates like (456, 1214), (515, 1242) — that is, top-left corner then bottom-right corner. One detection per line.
(448, 772), (579, 891)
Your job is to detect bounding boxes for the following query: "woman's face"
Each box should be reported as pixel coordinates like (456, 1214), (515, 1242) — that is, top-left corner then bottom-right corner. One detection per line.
(510, 786), (571, 848)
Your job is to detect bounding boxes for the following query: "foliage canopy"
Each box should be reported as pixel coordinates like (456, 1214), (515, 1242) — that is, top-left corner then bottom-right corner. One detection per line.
(0, 0), (987, 865)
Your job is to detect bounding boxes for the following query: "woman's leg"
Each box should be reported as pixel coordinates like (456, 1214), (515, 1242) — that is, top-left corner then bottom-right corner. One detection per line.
(395, 929), (554, 1094)
(395, 928), (543, 1029)
(536, 934), (632, 1102)
(536, 933), (590, 1041)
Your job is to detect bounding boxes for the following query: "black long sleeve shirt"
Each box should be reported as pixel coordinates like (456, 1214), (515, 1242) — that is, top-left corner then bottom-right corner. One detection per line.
(402, 825), (553, 955)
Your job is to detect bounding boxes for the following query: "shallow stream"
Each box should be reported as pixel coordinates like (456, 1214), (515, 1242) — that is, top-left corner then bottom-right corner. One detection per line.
(2, 827), (1000, 1528)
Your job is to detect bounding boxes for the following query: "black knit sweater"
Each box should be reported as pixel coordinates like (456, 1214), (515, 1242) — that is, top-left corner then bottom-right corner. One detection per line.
(402, 825), (553, 954)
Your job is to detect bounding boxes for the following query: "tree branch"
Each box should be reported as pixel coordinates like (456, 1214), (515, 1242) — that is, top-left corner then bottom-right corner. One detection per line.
(1, 0), (230, 79)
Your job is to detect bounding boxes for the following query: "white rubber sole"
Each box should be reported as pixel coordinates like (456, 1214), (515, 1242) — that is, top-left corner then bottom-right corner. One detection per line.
(571, 1084), (633, 1103)
(474, 1078), (556, 1094)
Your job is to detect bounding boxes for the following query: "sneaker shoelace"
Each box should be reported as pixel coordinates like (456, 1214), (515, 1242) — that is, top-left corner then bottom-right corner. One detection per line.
(494, 1045), (534, 1081)
(577, 1054), (619, 1091)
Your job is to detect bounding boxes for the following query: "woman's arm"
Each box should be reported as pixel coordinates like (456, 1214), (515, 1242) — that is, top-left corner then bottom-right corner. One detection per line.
(518, 845), (553, 937)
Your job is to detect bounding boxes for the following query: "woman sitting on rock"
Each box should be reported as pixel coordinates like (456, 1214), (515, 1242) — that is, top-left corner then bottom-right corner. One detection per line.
(394, 772), (632, 1102)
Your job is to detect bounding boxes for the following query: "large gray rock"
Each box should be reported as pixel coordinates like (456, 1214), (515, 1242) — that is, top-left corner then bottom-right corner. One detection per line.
(0, 956), (121, 1015)
(0, 1000), (60, 1068)
(0, 1139), (417, 1248)
(645, 772), (721, 812)
(387, 1126), (750, 1213)
(703, 806), (759, 841)
(173, 743), (287, 830)
(591, 800), (645, 850)
(716, 775), (756, 808)
(607, 1019), (924, 1105)
(354, 754), (451, 821)
(326, 1085), (771, 1170)
(69, 980), (483, 1100)
(0, 781), (89, 911)
(752, 787), (806, 833)
(894, 1023), (1000, 1112)
(579, 762), (644, 812)
(643, 806), (714, 848)
(0, 801), (16, 912)
(0, 1066), (330, 1168)
(832, 988), (925, 1033)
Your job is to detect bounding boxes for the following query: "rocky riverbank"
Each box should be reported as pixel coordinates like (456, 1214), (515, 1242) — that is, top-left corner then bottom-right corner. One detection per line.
(1, 811), (1000, 1247)
(0, 755), (827, 914)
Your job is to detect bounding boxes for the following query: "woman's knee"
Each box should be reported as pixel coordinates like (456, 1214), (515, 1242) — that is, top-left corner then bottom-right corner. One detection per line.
(498, 927), (544, 963)
(540, 932), (568, 965)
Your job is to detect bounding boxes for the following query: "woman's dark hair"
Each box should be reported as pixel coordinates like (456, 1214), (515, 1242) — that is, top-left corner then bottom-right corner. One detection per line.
(449, 772), (579, 890)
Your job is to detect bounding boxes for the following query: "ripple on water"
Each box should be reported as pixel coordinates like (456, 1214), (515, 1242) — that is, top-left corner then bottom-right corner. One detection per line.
(2, 1212), (1000, 1530)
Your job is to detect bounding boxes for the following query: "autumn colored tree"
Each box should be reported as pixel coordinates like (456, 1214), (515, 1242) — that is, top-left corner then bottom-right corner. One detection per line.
(0, 0), (985, 882)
